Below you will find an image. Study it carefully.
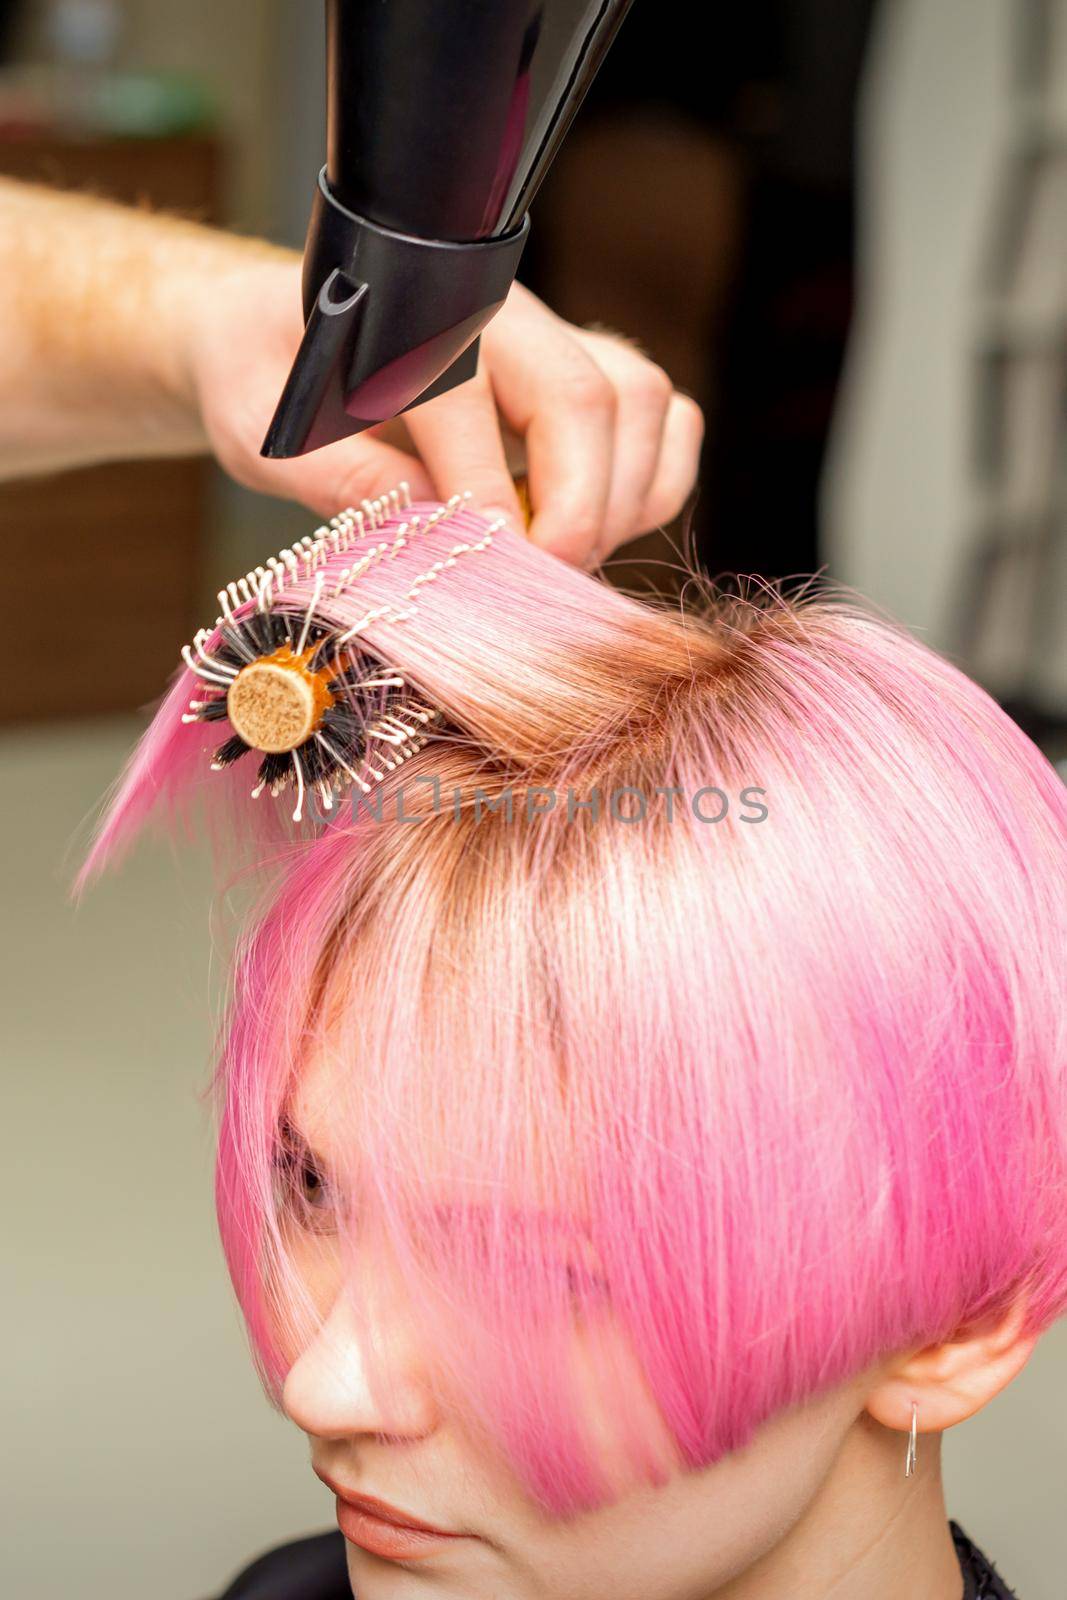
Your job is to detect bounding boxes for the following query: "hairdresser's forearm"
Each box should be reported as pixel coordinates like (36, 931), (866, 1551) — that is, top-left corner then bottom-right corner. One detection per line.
(0, 179), (287, 478)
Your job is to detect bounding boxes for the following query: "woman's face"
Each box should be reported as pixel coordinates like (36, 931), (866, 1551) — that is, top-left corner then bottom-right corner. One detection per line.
(278, 1050), (884, 1600)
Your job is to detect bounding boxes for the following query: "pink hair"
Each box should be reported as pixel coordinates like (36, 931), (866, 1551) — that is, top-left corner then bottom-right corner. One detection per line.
(75, 502), (1067, 1516)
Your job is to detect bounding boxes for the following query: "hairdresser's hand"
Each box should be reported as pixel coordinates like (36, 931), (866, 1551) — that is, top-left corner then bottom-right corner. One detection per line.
(189, 262), (704, 570)
(0, 187), (699, 565)
(400, 281), (706, 567)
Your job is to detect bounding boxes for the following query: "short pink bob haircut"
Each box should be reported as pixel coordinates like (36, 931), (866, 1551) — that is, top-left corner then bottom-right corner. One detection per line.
(77, 501), (1067, 1518)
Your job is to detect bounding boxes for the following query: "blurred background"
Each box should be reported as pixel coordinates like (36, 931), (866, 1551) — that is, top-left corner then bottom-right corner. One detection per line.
(2, 2), (1066, 1596)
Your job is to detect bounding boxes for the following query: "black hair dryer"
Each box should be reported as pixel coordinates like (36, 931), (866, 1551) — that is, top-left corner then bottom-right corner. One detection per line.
(261, 0), (635, 459)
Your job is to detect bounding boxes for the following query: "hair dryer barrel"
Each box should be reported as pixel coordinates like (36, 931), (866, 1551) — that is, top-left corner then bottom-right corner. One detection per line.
(326, 0), (629, 240)
(262, 0), (635, 459)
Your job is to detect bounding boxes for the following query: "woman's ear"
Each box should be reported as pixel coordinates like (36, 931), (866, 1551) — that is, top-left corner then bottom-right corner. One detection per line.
(863, 1294), (1040, 1436)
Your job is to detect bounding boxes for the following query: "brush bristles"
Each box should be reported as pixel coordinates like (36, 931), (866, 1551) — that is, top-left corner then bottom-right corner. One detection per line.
(176, 486), (504, 822)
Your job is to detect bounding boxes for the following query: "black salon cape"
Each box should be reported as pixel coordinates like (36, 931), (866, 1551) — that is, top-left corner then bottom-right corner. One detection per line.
(212, 1518), (1019, 1597)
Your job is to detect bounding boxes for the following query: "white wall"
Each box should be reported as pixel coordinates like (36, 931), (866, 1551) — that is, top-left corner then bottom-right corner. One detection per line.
(825, 0), (1007, 637)
(825, 0), (1067, 710)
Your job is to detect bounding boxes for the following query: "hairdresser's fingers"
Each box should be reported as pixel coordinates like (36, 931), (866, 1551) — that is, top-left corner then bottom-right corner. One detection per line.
(481, 284), (616, 566)
(567, 327), (674, 559)
(401, 364), (526, 530)
(235, 435), (438, 521)
(633, 390), (706, 537)
(186, 254), (440, 517)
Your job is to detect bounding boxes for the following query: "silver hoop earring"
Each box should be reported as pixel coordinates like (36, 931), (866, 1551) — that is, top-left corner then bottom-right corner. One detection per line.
(904, 1401), (918, 1477)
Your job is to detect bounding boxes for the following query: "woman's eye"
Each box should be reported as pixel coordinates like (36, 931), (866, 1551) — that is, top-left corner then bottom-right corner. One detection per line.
(273, 1131), (335, 1230)
(297, 1154), (329, 1208)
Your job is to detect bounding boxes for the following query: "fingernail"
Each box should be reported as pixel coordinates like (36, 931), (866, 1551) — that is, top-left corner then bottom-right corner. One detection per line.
(479, 505), (521, 534)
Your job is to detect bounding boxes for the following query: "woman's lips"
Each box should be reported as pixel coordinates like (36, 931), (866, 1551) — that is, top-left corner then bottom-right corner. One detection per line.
(313, 1467), (472, 1561)
(333, 1499), (469, 1561)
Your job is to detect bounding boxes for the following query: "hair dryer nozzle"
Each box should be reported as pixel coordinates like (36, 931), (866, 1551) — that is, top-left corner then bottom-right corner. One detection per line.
(263, 0), (635, 459)
(262, 170), (529, 459)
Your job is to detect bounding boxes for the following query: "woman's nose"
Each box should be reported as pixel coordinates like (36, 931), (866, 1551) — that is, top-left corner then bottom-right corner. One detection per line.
(281, 1279), (441, 1442)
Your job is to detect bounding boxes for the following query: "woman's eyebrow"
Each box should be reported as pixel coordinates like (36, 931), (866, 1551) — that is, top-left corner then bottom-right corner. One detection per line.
(277, 1111), (331, 1168)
